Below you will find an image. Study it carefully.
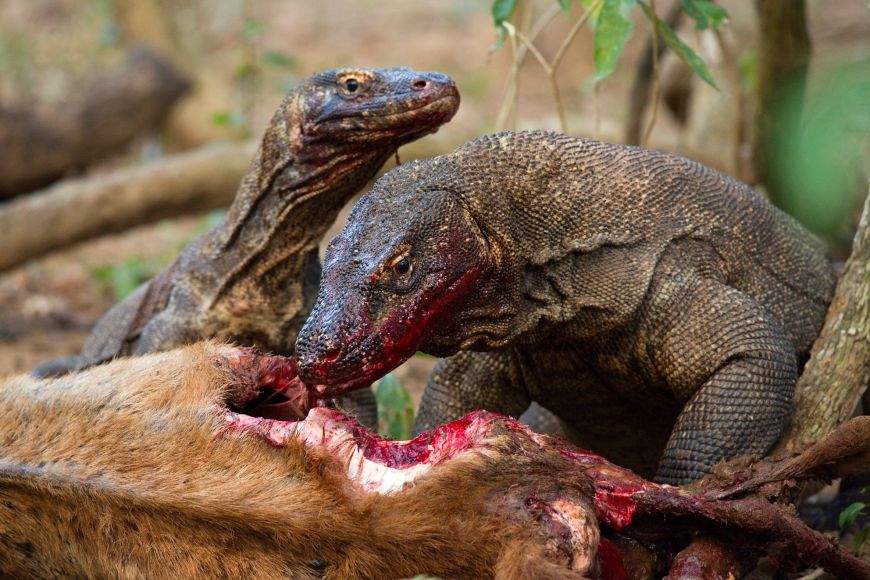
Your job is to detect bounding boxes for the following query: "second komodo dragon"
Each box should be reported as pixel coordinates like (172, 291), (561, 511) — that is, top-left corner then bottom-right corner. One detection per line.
(295, 130), (836, 484)
(34, 67), (459, 428)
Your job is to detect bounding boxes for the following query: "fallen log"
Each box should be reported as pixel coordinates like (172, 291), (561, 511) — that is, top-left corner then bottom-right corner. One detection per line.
(0, 47), (190, 199)
(1, 342), (867, 578)
(0, 141), (256, 273)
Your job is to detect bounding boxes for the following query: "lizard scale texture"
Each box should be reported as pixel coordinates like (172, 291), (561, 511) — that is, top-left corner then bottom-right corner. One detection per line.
(296, 130), (836, 484)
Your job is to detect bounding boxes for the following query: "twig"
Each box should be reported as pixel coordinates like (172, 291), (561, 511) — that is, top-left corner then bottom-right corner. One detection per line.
(642, 0), (661, 147)
(713, 27), (749, 180)
(624, 1), (682, 145)
(495, 3), (561, 131)
(512, 27), (569, 132)
(594, 81), (601, 139)
(552, 0), (603, 73)
(495, 0), (603, 134)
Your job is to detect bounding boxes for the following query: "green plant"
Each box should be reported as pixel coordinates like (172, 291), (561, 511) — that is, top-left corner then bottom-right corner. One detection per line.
(489, 0), (727, 138)
(91, 257), (163, 300)
(840, 498), (869, 554)
(375, 374), (415, 440)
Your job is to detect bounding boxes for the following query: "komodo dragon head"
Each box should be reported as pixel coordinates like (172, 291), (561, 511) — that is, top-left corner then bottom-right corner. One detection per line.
(295, 156), (497, 393)
(288, 67), (460, 158)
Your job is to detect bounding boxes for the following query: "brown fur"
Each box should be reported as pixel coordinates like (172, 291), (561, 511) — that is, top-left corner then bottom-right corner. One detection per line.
(0, 342), (590, 579)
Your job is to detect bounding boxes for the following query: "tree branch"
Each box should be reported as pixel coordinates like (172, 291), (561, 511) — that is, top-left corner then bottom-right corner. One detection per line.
(0, 48), (189, 199)
(778, 187), (870, 451)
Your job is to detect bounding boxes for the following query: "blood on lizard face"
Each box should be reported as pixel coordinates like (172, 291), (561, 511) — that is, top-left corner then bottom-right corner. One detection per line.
(295, 161), (491, 393)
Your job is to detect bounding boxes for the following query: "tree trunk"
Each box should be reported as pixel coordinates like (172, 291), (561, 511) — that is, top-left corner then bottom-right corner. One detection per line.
(752, 0), (811, 206)
(0, 141), (256, 273)
(777, 187), (870, 452)
(0, 48), (189, 199)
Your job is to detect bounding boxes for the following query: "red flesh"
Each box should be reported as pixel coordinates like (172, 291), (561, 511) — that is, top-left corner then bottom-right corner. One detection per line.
(222, 357), (870, 579)
(597, 538), (630, 580)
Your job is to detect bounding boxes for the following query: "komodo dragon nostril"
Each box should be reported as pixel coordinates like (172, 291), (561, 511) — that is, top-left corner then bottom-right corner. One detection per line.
(321, 342), (342, 363)
(412, 79), (429, 90)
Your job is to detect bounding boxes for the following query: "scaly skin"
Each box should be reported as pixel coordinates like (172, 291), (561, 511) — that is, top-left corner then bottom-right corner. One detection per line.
(33, 67), (459, 429)
(295, 130), (836, 484)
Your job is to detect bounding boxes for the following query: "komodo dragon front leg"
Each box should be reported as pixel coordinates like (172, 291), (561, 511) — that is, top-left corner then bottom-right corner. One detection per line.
(643, 273), (796, 484)
(414, 351), (531, 432)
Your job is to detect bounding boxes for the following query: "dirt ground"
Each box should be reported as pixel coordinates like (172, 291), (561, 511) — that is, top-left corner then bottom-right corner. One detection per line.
(1, 0), (869, 408)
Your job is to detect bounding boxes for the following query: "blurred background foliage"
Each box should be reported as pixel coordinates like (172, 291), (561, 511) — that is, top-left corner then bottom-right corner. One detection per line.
(0, 0), (868, 437)
(774, 60), (870, 246)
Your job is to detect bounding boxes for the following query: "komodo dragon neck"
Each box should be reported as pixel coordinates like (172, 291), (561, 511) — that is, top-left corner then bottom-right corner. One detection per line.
(203, 131), (391, 309)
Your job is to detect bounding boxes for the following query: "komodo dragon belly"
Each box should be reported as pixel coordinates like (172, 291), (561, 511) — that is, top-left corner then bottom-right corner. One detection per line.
(515, 343), (681, 479)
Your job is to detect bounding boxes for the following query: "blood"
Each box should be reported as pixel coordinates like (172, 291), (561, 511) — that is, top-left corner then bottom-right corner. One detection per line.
(232, 353), (325, 422)
(360, 265), (483, 380)
(302, 264), (483, 393)
(255, 355), (299, 391)
(588, 468), (642, 530)
(349, 410), (487, 468)
(597, 538), (629, 580)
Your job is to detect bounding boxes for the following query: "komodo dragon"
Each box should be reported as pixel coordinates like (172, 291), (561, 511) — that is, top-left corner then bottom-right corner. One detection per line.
(34, 67), (459, 429)
(295, 130), (836, 484)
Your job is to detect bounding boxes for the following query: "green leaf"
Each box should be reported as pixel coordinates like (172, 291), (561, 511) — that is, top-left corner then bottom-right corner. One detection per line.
(375, 374), (415, 440)
(558, 0), (572, 12)
(854, 528), (869, 554)
(211, 111), (233, 127)
(91, 258), (160, 301)
(680, 0), (727, 30)
(492, 0), (518, 28)
(262, 50), (297, 70)
(840, 502), (867, 530)
(593, 0), (637, 82)
(641, 2), (719, 90)
(243, 20), (263, 41)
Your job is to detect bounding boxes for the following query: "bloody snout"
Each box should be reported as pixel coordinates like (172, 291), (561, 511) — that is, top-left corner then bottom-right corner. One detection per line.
(295, 294), (379, 391)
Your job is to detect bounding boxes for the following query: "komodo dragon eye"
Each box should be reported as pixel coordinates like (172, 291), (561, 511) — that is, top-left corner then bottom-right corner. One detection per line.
(374, 250), (415, 289)
(394, 256), (411, 275)
(344, 77), (359, 93)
